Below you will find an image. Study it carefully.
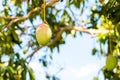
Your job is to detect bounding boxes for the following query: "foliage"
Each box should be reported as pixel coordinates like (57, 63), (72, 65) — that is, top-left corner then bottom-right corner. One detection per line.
(0, 0), (120, 80)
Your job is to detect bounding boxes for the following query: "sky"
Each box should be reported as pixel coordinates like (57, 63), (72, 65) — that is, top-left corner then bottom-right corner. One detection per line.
(29, 33), (106, 80)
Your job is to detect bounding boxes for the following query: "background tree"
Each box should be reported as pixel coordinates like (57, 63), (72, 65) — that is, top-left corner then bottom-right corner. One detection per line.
(0, 0), (120, 80)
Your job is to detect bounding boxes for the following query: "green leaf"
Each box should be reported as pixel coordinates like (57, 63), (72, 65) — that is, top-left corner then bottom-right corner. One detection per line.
(42, 60), (47, 67)
(92, 48), (98, 55)
(52, 76), (59, 80)
(116, 24), (120, 35)
(74, 0), (80, 8)
(21, 69), (27, 80)
(92, 77), (99, 80)
(6, 66), (14, 79)
(11, 30), (21, 44)
(0, 76), (4, 80)
(0, 66), (5, 73)
(27, 67), (35, 80)
(116, 0), (120, 4)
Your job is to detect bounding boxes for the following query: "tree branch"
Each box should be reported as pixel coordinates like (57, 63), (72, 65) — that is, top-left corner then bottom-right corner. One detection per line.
(26, 25), (112, 61)
(0, 16), (20, 20)
(0, 0), (59, 31)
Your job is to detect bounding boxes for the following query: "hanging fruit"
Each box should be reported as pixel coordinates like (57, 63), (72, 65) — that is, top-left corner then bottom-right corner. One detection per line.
(36, 23), (52, 45)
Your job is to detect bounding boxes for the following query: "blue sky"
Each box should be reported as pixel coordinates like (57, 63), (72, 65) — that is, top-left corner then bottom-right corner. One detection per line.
(53, 33), (105, 80)
(29, 33), (106, 80)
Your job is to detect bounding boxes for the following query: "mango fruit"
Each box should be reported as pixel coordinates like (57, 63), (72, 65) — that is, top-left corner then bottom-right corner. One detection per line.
(36, 23), (52, 45)
(106, 55), (118, 71)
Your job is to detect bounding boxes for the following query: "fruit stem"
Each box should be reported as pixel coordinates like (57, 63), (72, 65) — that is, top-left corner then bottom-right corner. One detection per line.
(43, 0), (46, 23)
(108, 20), (112, 55)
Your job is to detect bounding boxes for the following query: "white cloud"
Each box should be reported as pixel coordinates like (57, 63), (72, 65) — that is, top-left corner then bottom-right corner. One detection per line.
(77, 63), (99, 78)
(28, 60), (104, 80)
(59, 63), (101, 80)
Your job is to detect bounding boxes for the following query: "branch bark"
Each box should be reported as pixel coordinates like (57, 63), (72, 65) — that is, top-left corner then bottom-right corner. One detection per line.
(0, 16), (20, 20)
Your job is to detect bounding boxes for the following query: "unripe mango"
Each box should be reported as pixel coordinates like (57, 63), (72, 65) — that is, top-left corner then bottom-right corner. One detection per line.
(93, 77), (99, 80)
(106, 55), (118, 71)
(36, 23), (52, 45)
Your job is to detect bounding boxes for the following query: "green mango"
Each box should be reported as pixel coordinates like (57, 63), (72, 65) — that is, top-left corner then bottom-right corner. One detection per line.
(106, 55), (118, 71)
(92, 77), (99, 80)
(36, 23), (52, 45)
